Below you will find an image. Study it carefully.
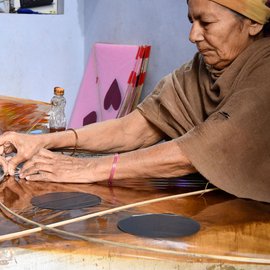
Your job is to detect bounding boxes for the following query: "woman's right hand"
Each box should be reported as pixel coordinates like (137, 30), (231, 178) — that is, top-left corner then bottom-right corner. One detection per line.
(0, 131), (44, 175)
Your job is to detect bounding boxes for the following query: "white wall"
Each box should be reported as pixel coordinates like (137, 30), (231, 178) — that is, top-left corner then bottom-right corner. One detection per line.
(0, 0), (196, 122)
(0, 1), (84, 121)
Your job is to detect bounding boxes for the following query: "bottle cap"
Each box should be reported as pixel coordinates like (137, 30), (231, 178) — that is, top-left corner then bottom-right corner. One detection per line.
(54, 87), (64, 96)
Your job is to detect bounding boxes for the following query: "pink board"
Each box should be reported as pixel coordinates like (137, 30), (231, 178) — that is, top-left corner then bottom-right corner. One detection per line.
(69, 43), (141, 129)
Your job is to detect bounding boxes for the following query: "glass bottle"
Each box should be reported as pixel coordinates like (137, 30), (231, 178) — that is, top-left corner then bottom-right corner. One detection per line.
(49, 86), (66, 133)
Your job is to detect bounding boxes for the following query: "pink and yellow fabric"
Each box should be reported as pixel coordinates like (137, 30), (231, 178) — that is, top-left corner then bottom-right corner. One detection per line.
(210, 0), (270, 24)
(69, 43), (150, 129)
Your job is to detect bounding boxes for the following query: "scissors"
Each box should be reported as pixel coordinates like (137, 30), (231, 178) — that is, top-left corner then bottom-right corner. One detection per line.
(0, 171), (21, 183)
(0, 165), (21, 183)
(0, 151), (23, 183)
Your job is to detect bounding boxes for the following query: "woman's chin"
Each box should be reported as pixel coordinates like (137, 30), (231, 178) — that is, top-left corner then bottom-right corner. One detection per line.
(202, 56), (230, 70)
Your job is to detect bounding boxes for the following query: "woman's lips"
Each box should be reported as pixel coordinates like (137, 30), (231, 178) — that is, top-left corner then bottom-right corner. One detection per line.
(199, 48), (212, 55)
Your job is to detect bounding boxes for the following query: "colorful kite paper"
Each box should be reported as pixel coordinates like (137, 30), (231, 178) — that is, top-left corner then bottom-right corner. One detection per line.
(68, 43), (151, 129)
(0, 95), (50, 133)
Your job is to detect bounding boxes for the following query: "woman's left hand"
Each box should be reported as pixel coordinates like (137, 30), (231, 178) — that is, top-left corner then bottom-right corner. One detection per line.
(19, 149), (96, 183)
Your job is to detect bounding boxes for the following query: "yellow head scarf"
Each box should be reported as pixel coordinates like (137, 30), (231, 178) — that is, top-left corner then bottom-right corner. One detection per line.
(210, 0), (270, 24)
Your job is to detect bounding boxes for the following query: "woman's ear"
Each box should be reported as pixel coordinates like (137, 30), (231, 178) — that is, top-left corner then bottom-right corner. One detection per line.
(248, 21), (264, 36)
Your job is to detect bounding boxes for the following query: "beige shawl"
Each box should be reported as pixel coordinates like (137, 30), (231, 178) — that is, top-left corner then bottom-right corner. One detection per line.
(137, 37), (270, 203)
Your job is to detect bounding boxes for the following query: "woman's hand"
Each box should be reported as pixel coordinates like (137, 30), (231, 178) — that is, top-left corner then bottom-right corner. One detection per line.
(0, 156), (8, 177)
(0, 131), (45, 175)
(19, 149), (97, 183)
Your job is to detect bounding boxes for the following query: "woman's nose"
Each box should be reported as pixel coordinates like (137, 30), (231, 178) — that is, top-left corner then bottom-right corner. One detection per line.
(189, 22), (204, 43)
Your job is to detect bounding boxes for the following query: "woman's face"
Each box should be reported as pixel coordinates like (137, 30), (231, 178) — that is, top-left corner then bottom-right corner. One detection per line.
(188, 0), (255, 69)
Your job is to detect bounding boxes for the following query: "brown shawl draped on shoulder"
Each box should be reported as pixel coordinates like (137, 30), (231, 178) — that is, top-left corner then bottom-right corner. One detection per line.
(137, 37), (270, 203)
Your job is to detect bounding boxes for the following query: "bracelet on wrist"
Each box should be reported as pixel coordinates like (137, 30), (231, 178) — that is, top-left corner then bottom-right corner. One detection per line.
(66, 128), (78, 156)
(108, 153), (119, 186)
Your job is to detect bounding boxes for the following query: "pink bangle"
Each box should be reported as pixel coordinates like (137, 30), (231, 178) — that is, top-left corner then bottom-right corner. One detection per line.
(108, 153), (119, 186)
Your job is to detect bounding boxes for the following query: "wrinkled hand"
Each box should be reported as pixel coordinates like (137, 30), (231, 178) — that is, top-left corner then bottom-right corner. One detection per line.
(0, 156), (8, 178)
(20, 148), (96, 183)
(0, 131), (43, 175)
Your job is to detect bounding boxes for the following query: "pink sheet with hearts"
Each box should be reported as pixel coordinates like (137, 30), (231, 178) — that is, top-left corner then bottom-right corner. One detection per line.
(68, 43), (140, 128)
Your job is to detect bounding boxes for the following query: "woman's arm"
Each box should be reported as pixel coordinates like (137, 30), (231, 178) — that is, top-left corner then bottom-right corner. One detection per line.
(0, 110), (163, 174)
(67, 109), (164, 153)
(20, 138), (196, 183)
(90, 138), (196, 182)
(111, 140), (196, 180)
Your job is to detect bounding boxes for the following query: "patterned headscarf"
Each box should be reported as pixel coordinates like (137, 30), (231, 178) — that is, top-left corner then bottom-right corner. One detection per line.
(210, 0), (270, 24)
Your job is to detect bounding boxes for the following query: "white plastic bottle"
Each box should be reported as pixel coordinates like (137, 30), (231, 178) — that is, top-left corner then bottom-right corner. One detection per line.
(49, 86), (66, 132)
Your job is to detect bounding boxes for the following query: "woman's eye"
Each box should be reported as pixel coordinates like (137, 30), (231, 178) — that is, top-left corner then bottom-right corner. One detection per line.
(200, 21), (211, 27)
(201, 21), (210, 25)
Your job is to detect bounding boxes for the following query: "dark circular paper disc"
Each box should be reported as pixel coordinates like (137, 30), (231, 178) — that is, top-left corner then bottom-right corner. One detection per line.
(118, 213), (200, 238)
(31, 192), (101, 210)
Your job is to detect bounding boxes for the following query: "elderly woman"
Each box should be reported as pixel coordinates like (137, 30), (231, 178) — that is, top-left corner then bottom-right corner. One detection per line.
(0, 0), (270, 203)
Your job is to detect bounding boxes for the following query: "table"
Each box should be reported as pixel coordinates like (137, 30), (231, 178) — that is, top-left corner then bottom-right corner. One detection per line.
(0, 175), (269, 270)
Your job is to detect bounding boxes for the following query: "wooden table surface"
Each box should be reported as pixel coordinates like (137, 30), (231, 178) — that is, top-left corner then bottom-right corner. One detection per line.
(0, 175), (269, 270)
